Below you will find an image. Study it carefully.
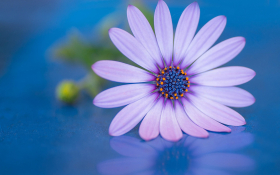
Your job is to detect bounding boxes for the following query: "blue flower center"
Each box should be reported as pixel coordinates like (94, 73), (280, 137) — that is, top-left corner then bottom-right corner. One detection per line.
(156, 66), (190, 100)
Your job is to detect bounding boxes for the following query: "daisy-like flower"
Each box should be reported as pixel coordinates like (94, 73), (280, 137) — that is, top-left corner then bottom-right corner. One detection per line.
(92, 0), (256, 141)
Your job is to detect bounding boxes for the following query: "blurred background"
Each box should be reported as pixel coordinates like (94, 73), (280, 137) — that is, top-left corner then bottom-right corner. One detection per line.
(0, 0), (280, 174)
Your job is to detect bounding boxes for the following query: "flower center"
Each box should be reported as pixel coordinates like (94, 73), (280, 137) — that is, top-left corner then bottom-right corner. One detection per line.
(156, 66), (190, 100)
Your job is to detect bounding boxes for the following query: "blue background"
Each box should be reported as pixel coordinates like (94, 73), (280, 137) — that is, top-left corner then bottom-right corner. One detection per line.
(0, 0), (279, 174)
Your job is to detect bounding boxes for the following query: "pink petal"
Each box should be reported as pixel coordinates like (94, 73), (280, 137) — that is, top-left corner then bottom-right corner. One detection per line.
(174, 100), (209, 138)
(97, 158), (154, 175)
(110, 136), (158, 158)
(109, 28), (158, 73)
(190, 66), (256, 86)
(159, 100), (183, 142)
(109, 93), (159, 136)
(189, 85), (255, 107)
(187, 37), (246, 75)
(127, 5), (164, 68)
(187, 93), (246, 126)
(181, 98), (231, 132)
(92, 60), (155, 83)
(180, 15), (227, 69)
(94, 84), (155, 108)
(154, 0), (173, 66)
(173, 2), (200, 66)
(139, 97), (164, 141)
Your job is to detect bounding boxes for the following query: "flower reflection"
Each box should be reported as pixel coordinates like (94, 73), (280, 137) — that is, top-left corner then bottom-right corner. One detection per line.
(98, 127), (255, 175)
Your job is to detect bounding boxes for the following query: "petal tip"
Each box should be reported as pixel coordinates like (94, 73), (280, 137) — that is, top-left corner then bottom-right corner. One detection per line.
(252, 96), (256, 104)
(91, 63), (95, 71)
(127, 4), (134, 10)
(222, 15), (227, 23)
(93, 97), (101, 107)
(91, 62), (99, 72)
(236, 36), (246, 43)
(226, 127), (232, 133)
(139, 131), (158, 141)
(190, 1), (199, 10)
(249, 69), (256, 79)
(109, 124), (117, 136)
(157, 0), (166, 6)
(163, 134), (183, 142)
(109, 128), (118, 136)
(141, 136), (153, 142)
(204, 134), (209, 138)
(202, 131), (210, 138)
(192, 1), (198, 5)
(194, 132), (209, 138)
(234, 120), (247, 126)
(108, 27), (117, 34)
(218, 15), (227, 22)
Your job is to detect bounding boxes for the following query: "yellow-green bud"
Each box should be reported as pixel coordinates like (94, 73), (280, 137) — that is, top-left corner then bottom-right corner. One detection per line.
(56, 80), (79, 104)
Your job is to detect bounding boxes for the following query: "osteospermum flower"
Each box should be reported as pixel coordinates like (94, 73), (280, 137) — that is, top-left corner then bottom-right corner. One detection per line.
(92, 0), (256, 141)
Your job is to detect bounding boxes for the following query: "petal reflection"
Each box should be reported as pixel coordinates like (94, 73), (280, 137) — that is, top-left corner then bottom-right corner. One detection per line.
(98, 128), (255, 175)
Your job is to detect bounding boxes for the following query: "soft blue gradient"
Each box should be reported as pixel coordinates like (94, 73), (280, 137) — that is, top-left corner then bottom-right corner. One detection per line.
(0, 0), (279, 174)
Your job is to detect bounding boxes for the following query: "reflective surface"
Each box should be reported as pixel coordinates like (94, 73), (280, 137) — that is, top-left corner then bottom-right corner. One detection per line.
(0, 0), (280, 174)
(98, 128), (254, 175)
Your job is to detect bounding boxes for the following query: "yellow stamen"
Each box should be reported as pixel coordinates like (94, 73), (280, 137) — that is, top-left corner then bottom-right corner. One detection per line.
(169, 66), (172, 69)
(170, 97), (174, 99)
(187, 81), (190, 84)
(164, 67), (167, 70)
(165, 93), (168, 98)
(156, 83), (159, 86)
(180, 94), (184, 97)
(156, 78), (159, 81)
(176, 66), (180, 69)
(187, 84), (190, 87)
(162, 92), (164, 95)
(162, 78), (166, 81)
(176, 97), (178, 100)
(174, 93), (177, 96)
(160, 82), (163, 85)
(185, 89), (188, 92)
(185, 77), (189, 80)
(160, 88), (163, 91)
(161, 71), (164, 74)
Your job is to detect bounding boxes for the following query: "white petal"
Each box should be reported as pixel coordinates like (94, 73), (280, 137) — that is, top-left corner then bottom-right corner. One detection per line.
(154, 0), (173, 66)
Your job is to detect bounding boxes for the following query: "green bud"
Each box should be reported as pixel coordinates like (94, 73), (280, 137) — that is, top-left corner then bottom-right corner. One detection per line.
(56, 80), (79, 104)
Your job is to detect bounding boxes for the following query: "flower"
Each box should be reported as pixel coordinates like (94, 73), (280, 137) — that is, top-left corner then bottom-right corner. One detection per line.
(97, 128), (255, 175)
(92, 0), (256, 141)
